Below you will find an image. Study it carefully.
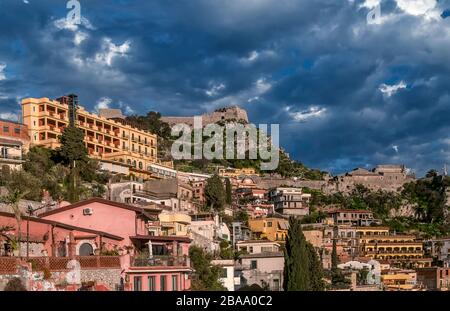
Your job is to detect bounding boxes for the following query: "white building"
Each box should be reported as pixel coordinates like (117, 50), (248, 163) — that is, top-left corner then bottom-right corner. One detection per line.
(212, 259), (237, 291)
(268, 187), (311, 217)
(236, 240), (280, 254)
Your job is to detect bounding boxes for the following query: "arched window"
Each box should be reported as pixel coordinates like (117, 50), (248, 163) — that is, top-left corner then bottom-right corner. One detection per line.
(79, 243), (94, 256)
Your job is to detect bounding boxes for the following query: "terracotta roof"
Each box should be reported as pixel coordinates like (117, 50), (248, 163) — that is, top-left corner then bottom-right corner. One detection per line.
(0, 211), (123, 241)
(39, 198), (161, 218)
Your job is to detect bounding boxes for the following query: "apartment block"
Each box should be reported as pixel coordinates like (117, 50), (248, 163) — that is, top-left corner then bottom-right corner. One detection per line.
(21, 96), (167, 180)
(326, 209), (379, 226)
(268, 187), (311, 217)
(0, 119), (30, 170)
(359, 233), (432, 268)
(416, 267), (450, 290)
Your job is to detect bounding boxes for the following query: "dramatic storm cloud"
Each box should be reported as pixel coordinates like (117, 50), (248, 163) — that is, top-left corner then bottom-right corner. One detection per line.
(0, 0), (450, 176)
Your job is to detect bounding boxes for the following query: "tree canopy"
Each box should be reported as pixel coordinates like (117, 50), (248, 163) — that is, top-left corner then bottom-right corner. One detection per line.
(204, 174), (226, 211)
(189, 246), (226, 291)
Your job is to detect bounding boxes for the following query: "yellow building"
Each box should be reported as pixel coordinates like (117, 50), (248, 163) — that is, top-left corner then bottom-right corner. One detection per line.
(381, 269), (417, 291)
(248, 217), (288, 242)
(358, 231), (431, 267)
(218, 167), (256, 178)
(158, 212), (191, 236)
(22, 96), (171, 180)
(355, 226), (390, 237)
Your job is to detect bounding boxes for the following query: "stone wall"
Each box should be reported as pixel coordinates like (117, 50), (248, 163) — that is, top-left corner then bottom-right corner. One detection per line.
(0, 269), (121, 291)
(80, 269), (122, 290)
(161, 106), (249, 127)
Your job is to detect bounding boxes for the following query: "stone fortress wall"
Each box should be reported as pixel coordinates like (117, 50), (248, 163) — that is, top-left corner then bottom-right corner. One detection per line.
(258, 165), (415, 194)
(161, 106), (249, 127)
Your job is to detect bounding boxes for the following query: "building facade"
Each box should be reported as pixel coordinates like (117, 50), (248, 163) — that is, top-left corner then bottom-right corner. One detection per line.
(268, 187), (311, 217)
(21, 96), (171, 180)
(0, 119), (30, 170)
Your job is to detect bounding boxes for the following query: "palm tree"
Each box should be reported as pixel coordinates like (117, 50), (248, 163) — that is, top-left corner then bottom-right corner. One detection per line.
(0, 190), (27, 257)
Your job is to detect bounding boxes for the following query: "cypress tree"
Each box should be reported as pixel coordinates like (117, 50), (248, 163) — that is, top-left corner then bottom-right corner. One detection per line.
(58, 126), (88, 203)
(283, 217), (311, 291)
(225, 178), (232, 205)
(306, 242), (325, 291)
(331, 237), (339, 271)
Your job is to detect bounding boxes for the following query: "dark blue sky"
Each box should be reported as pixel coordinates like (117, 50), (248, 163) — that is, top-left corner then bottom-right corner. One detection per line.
(0, 0), (450, 176)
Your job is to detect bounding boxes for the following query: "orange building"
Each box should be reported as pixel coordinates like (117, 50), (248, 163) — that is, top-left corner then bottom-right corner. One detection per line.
(21, 96), (170, 180)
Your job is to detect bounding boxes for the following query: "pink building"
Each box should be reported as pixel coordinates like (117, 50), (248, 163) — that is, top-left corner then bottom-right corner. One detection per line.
(1, 198), (192, 291)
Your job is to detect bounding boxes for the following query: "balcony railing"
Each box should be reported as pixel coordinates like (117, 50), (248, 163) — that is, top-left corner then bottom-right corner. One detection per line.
(131, 255), (189, 267)
(0, 256), (121, 274)
(0, 155), (23, 161)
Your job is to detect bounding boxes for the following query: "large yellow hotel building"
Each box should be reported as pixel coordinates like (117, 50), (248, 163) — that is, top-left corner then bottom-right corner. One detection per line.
(21, 96), (171, 180)
(357, 227), (432, 268)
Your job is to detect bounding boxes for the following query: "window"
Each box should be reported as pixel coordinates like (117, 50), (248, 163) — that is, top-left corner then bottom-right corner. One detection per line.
(148, 276), (156, 291)
(172, 275), (178, 291)
(133, 276), (142, 291)
(250, 260), (257, 269)
(273, 279), (280, 291)
(14, 128), (20, 134)
(249, 246), (254, 253)
(220, 268), (228, 278)
(267, 222), (273, 227)
(3, 126), (9, 132)
(160, 276), (167, 291)
(78, 243), (94, 256)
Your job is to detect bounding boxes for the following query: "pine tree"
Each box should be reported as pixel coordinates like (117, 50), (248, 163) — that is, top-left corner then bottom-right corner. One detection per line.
(225, 178), (232, 205)
(58, 126), (88, 165)
(283, 217), (311, 291)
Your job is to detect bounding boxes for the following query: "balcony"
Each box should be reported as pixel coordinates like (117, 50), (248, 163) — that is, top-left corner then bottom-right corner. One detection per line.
(131, 255), (189, 267)
(0, 155), (23, 163)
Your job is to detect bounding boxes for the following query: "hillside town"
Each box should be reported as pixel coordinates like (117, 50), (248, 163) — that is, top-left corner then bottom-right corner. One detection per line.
(0, 96), (449, 292)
